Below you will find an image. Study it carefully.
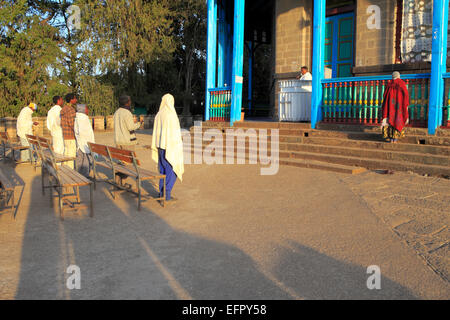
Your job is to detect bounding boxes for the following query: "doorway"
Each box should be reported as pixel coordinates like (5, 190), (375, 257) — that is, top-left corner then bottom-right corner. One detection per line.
(325, 12), (355, 78)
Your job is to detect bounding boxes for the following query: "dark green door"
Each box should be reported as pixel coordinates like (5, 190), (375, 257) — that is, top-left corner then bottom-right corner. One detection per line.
(325, 12), (355, 78)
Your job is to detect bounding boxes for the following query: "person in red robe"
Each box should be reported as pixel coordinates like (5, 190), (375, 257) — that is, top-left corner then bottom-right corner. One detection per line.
(381, 72), (410, 143)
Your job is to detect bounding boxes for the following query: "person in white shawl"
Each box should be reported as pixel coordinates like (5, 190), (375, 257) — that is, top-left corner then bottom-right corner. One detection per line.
(16, 102), (39, 162)
(46, 96), (65, 155)
(74, 104), (95, 178)
(151, 94), (184, 202)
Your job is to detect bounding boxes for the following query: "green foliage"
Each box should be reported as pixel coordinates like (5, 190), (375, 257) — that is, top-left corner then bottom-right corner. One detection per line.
(0, 0), (208, 118)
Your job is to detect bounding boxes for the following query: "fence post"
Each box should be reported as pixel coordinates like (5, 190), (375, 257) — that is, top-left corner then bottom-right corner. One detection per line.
(429, 0), (449, 134)
(311, 0), (326, 129)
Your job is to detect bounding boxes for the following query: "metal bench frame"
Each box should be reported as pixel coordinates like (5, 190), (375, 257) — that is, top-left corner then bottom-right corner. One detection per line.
(0, 132), (33, 164)
(38, 138), (93, 220)
(89, 143), (166, 210)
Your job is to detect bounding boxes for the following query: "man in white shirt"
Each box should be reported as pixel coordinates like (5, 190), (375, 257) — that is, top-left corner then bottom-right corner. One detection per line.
(16, 103), (39, 162)
(46, 96), (65, 155)
(297, 66), (312, 81)
(74, 104), (95, 178)
(113, 95), (142, 150)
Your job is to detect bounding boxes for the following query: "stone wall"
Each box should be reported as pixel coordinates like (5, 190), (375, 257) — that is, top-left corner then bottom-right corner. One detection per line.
(274, 0), (399, 77)
(275, 0), (312, 75)
(355, 0), (397, 68)
(0, 114), (197, 138)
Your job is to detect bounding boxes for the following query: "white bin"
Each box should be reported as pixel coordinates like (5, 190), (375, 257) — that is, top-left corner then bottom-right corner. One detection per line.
(278, 80), (312, 122)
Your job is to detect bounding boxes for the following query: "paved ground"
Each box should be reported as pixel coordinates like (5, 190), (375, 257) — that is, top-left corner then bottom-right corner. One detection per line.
(0, 131), (449, 300)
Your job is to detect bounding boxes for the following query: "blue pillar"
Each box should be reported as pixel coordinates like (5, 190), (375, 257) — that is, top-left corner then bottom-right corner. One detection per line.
(226, 22), (233, 87)
(230, 0), (245, 125)
(428, 0), (449, 134)
(248, 41), (253, 114)
(311, 0), (326, 129)
(205, 0), (218, 121)
(218, 2), (227, 87)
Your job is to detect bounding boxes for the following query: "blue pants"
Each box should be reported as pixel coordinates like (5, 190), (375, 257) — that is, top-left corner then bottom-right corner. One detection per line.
(158, 149), (177, 200)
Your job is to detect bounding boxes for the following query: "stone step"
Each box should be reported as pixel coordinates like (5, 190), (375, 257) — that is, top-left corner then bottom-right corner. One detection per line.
(283, 143), (450, 167)
(301, 136), (450, 156)
(183, 132), (450, 156)
(279, 158), (367, 175)
(187, 148), (366, 175)
(281, 150), (450, 177)
(187, 140), (450, 167)
(308, 130), (450, 146)
(189, 126), (450, 146)
(316, 123), (429, 136)
(187, 142), (450, 177)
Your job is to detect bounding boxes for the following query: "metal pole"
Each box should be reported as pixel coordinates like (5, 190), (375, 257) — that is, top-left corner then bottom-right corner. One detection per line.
(428, 0), (449, 134)
(205, 0), (218, 121)
(248, 41), (253, 115)
(311, 0), (326, 129)
(218, 1), (226, 88)
(230, 0), (245, 125)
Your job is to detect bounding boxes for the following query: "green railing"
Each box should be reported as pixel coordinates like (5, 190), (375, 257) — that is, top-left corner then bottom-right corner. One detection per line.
(321, 75), (431, 127)
(444, 75), (450, 128)
(208, 88), (231, 122)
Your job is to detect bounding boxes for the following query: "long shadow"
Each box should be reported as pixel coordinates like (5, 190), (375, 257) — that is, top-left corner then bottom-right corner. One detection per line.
(271, 241), (418, 300)
(0, 164), (25, 219)
(13, 168), (420, 300)
(14, 174), (64, 299)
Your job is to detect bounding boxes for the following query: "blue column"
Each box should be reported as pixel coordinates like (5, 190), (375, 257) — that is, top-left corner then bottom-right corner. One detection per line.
(230, 0), (245, 125)
(226, 22), (233, 87)
(428, 0), (449, 134)
(311, 0), (326, 129)
(248, 41), (253, 114)
(218, 2), (227, 87)
(205, 0), (218, 121)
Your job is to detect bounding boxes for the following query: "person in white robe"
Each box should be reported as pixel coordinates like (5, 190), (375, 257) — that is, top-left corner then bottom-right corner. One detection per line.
(46, 96), (65, 155)
(74, 104), (95, 178)
(151, 94), (184, 202)
(16, 102), (38, 162)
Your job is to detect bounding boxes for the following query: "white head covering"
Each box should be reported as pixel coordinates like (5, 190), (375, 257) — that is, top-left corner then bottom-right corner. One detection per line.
(392, 72), (401, 80)
(151, 94), (184, 181)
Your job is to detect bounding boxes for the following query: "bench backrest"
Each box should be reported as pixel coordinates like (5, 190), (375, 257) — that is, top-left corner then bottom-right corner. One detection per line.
(37, 136), (52, 150)
(25, 134), (39, 147)
(38, 138), (59, 178)
(108, 146), (141, 166)
(0, 168), (13, 190)
(88, 142), (109, 159)
(0, 132), (9, 143)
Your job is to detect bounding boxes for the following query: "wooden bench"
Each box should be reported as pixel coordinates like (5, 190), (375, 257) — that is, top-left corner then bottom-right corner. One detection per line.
(26, 135), (77, 172)
(89, 143), (166, 210)
(39, 138), (93, 220)
(0, 132), (32, 164)
(0, 168), (15, 216)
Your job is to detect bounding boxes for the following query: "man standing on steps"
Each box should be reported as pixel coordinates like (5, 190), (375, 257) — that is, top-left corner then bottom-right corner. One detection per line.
(381, 72), (410, 143)
(60, 93), (78, 169)
(114, 95), (142, 151)
(47, 96), (64, 155)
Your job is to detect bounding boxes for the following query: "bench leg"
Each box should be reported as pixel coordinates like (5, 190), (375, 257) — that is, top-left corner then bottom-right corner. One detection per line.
(59, 186), (64, 221)
(90, 184), (94, 218)
(162, 177), (166, 208)
(76, 186), (80, 204)
(137, 178), (142, 211)
(10, 190), (15, 219)
(41, 167), (45, 195)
